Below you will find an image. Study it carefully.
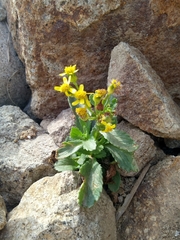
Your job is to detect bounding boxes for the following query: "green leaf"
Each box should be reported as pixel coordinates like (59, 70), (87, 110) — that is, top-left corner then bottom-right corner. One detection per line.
(108, 171), (121, 192)
(82, 136), (96, 151)
(70, 127), (83, 139)
(57, 141), (83, 159)
(100, 129), (137, 152)
(77, 154), (87, 165)
(54, 157), (79, 171)
(78, 159), (103, 208)
(105, 144), (138, 172)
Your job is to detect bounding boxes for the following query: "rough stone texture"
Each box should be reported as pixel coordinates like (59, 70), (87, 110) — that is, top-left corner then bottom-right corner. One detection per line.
(46, 108), (75, 146)
(4, 0), (180, 118)
(0, 105), (57, 210)
(108, 42), (180, 139)
(0, 21), (31, 109)
(0, 195), (7, 230)
(0, 172), (117, 240)
(117, 121), (157, 176)
(117, 155), (180, 240)
(0, 6), (6, 21)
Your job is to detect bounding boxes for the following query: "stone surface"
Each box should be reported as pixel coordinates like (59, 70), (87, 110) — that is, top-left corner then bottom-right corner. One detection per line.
(0, 21), (31, 109)
(108, 42), (180, 139)
(0, 105), (57, 210)
(0, 172), (117, 240)
(0, 195), (7, 230)
(117, 121), (157, 176)
(117, 155), (180, 240)
(46, 108), (75, 146)
(4, 0), (180, 118)
(0, 6), (6, 21)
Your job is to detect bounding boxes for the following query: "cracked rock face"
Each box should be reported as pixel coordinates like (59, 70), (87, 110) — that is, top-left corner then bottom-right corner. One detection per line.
(4, 0), (180, 118)
(0, 172), (117, 240)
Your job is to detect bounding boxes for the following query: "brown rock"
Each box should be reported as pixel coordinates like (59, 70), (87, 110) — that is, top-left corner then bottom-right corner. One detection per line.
(4, 0), (180, 118)
(108, 42), (180, 139)
(117, 156), (180, 240)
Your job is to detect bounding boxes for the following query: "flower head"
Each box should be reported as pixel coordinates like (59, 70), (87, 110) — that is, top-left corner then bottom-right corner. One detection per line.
(72, 84), (91, 108)
(54, 77), (76, 96)
(107, 79), (121, 94)
(59, 65), (78, 76)
(93, 89), (107, 108)
(101, 121), (116, 133)
(75, 107), (89, 121)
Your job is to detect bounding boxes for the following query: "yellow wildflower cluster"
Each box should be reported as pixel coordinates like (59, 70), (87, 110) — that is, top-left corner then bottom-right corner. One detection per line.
(54, 65), (122, 133)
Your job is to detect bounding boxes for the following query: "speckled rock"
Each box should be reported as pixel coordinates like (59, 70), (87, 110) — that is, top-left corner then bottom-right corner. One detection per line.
(4, 0), (180, 118)
(0, 195), (7, 230)
(117, 155), (180, 240)
(46, 108), (75, 146)
(0, 172), (117, 240)
(117, 120), (157, 176)
(108, 42), (180, 139)
(0, 21), (31, 109)
(0, 105), (57, 210)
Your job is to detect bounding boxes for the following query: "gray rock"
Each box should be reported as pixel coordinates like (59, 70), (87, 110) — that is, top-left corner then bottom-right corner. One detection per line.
(0, 195), (7, 230)
(108, 42), (180, 139)
(0, 6), (6, 21)
(0, 21), (31, 109)
(0, 105), (57, 210)
(46, 108), (75, 146)
(117, 155), (180, 240)
(0, 172), (117, 240)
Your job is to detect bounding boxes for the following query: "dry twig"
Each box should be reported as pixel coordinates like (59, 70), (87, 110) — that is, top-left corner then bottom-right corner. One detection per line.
(116, 163), (151, 221)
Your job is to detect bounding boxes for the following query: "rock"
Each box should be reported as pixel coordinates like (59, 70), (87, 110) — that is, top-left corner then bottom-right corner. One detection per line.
(0, 21), (31, 109)
(164, 138), (180, 149)
(117, 121), (157, 176)
(117, 155), (180, 240)
(108, 42), (180, 139)
(46, 108), (75, 146)
(0, 105), (57, 210)
(0, 172), (117, 240)
(5, 0), (180, 118)
(0, 6), (6, 21)
(0, 195), (7, 230)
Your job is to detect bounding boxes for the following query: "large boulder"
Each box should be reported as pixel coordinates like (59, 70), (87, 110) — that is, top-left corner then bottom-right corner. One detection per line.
(108, 42), (180, 139)
(0, 105), (57, 210)
(0, 172), (117, 240)
(117, 155), (180, 240)
(0, 20), (31, 109)
(3, 0), (180, 118)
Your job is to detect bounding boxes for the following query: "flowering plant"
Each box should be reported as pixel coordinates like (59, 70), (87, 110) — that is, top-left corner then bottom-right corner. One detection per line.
(54, 65), (138, 208)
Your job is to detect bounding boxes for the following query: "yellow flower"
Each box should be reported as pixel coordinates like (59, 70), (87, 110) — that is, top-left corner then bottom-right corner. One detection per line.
(93, 89), (107, 107)
(59, 65), (78, 76)
(72, 84), (91, 107)
(107, 79), (121, 94)
(101, 121), (116, 133)
(75, 107), (89, 120)
(94, 89), (107, 98)
(54, 77), (76, 96)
